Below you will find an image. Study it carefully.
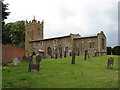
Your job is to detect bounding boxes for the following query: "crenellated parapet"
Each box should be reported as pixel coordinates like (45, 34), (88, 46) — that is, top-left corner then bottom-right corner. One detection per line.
(26, 19), (44, 26)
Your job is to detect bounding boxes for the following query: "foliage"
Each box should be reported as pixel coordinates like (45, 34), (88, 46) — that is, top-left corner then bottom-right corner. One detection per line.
(2, 21), (25, 48)
(2, 23), (12, 44)
(2, 1), (25, 48)
(107, 47), (112, 55)
(2, 55), (119, 88)
(10, 21), (25, 48)
(2, 1), (10, 25)
(112, 46), (120, 55)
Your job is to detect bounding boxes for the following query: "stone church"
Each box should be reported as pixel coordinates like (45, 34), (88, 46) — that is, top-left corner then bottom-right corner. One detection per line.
(25, 18), (107, 58)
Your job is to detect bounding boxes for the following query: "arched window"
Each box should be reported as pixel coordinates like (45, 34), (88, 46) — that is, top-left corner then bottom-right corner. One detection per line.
(48, 47), (52, 56)
(102, 38), (104, 49)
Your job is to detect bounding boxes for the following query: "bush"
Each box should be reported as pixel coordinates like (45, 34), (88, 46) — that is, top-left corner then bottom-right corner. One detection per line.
(112, 46), (120, 55)
(107, 47), (112, 55)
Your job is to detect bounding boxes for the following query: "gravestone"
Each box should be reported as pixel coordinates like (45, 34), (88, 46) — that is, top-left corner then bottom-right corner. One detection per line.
(29, 54), (41, 72)
(94, 51), (97, 56)
(107, 57), (114, 69)
(71, 52), (75, 64)
(13, 57), (20, 66)
(84, 50), (87, 60)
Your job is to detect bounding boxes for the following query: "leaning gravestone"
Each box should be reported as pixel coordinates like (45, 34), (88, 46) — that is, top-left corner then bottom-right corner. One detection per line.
(107, 57), (114, 69)
(13, 57), (20, 66)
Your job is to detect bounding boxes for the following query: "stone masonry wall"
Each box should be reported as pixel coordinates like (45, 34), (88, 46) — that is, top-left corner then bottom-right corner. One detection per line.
(30, 36), (73, 58)
(74, 37), (98, 56)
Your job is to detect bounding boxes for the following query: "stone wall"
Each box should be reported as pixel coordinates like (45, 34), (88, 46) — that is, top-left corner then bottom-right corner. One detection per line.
(74, 36), (98, 56)
(29, 36), (73, 58)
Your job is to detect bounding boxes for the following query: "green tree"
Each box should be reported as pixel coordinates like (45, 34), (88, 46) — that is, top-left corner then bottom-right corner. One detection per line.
(2, 21), (25, 48)
(2, 1), (10, 25)
(2, 23), (12, 44)
(2, 1), (11, 44)
(112, 46), (120, 55)
(10, 21), (25, 48)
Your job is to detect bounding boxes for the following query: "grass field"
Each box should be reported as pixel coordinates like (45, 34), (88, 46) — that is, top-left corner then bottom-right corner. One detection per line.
(2, 55), (119, 88)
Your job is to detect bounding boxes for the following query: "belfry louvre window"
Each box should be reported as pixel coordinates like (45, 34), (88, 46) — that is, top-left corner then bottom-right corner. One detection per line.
(90, 42), (94, 48)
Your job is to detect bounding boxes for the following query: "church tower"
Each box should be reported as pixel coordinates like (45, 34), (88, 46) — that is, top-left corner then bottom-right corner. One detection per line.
(25, 18), (44, 56)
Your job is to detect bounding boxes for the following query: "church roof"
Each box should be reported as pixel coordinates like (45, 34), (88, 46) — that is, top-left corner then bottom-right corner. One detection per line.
(29, 34), (98, 43)
(29, 35), (71, 43)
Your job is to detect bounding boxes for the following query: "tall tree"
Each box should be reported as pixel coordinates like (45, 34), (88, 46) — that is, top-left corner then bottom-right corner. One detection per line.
(2, 1), (10, 25)
(112, 46), (120, 55)
(2, 1), (11, 44)
(2, 21), (25, 48)
(10, 21), (25, 48)
(2, 23), (12, 44)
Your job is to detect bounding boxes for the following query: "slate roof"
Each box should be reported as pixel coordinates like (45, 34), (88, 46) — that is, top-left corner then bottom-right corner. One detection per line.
(29, 35), (71, 43)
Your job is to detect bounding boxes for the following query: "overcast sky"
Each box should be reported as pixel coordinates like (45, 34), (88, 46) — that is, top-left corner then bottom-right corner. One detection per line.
(4, 0), (119, 47)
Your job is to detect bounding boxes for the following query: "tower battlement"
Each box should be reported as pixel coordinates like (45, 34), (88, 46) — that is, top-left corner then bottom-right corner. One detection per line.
(26, 19), (44, 25)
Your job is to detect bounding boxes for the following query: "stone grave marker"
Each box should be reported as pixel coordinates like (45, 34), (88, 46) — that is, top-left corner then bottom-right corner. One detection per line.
(29, 53), (41, 72)
(13, 57), (20, 66)
(84, 50), (87, 60)
(107, 57), (114, 69)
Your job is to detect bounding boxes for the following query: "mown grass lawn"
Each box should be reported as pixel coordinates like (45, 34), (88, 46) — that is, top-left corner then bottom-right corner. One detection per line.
(2, 55), (119, 88)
